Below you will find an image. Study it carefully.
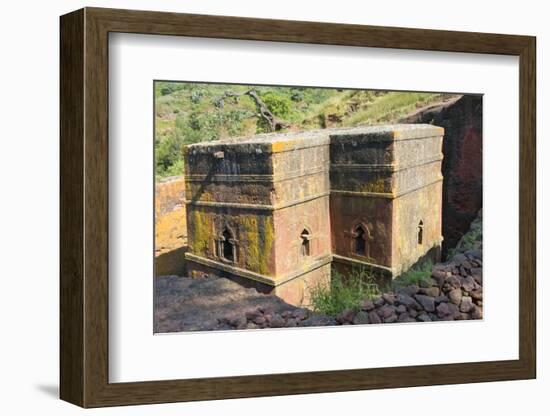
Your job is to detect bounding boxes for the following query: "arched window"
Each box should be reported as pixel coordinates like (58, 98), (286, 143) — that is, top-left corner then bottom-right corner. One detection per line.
(219, 227), (236, 262)
(417, 220), (424, 245)
(300, 229), (310, 256)
(353, 225), (367, 255)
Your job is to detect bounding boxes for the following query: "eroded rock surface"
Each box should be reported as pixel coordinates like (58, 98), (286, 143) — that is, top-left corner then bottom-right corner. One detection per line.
(154, 275), (334, 332)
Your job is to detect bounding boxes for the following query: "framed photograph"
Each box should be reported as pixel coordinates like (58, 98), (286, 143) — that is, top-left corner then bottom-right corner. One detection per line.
(60, 7), (536, 408)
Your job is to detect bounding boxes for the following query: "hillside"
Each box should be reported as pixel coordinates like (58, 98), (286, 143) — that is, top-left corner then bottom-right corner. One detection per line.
(155, 81), (459, 180)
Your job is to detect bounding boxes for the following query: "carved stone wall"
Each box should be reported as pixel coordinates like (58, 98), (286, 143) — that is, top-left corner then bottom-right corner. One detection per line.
(183, 125), (444, 306)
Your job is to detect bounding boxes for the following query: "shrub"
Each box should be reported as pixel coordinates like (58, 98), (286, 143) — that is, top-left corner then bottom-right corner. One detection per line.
(260, 91), (292, 119)
(155, 134), (185, 177)
(158, 82), (186, 96)
(190, 90), (204, 104)
(309, 267), (380, 316)
(393, 259), (434, 288)
(290, 88), (305, 102)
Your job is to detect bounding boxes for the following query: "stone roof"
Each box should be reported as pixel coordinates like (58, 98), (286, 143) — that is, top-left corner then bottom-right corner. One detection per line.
(186, 124), (443, 151)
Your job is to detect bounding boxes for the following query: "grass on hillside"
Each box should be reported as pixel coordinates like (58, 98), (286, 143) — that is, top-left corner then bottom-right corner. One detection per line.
(154, 81), (457, 180)
(343, 92), (440, 126)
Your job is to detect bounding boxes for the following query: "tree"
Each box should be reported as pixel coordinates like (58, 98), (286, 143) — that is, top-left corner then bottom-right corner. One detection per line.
(219, 89), (291, 132)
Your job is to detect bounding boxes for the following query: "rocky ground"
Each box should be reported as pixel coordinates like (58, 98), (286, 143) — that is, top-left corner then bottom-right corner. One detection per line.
(331, 249), (483, 325)
(154, 275), (331, 332)
(155, 250), (482, 332)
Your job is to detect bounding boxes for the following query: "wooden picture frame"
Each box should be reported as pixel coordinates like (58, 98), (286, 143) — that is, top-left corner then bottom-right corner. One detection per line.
(60, 7), (536, 408)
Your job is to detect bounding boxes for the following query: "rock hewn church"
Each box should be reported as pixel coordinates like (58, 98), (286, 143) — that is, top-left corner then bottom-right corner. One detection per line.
(183, 124), (444, 306)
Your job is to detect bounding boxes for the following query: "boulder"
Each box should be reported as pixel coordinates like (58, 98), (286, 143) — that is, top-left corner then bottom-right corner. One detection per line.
(377, 305), (397, 319)
(396, 304), (407, 314)
(396, 293), (421, 310)
(352, 311), (371, 325)
(471, 268), (483, 285)
(395, 284), (420, 297)
(436, 302), (451, 318)
(382, 293), (396, 304)
(431, 270), (447, 287)
(446, 275), (462, 289)
(336, 309), (356, 324)
(470, 289), (483, 301)
(417, 313), (432, 322)
(434, 295), (449, 304)
(461, 276), (476, 293)
(368, 311), (382, 324)
(419, 286), (440, 297)
(398, 313), (415, 323)
(419, 278), (437, 288)
(428, 313), (439, 321)
(471, 305), (483, 319)
(448, 288), (463, 305)
(373, 296), (386, 307)
(414, 294), (436, 312)
(447, 303), (461, 319)
(459, 296), (474, 313)
(361, 299), (375, 311)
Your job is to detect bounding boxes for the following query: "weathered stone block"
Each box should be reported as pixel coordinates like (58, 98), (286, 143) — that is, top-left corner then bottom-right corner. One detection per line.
(184, 125), (444, 306)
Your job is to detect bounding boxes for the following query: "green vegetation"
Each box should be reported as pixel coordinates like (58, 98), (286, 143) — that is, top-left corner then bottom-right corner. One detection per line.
(309, 267), (380, 316)
(342, 92), (442, 126)
(155, 81), (456, 180)
(446, 211), (482, 260)
(393, 259), (434, 288)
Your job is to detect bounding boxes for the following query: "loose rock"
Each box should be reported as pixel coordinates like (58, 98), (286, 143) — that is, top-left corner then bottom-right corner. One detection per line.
(471, 305), (483, 319)
(417, 313), (432, 322)
(461, 276), (476, 293)
(419, 286), (440, 297)
(361, 299), (375, 311)
(437, 302), (451, 317)
(448, 288), (463, 305)
(352, 311), (371, 325)
(459, 296), (474, 313)
(384, 314), (398, 324)
(368, 311), (382, 324)
(414, 294), (436, 312)
(377, 305), (396, 319)
(336, 309), (356, 324)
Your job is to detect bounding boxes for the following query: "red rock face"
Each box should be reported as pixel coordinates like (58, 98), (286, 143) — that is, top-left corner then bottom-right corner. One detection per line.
(450, 126), (482, 214)
(402, 95), (482, 256)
